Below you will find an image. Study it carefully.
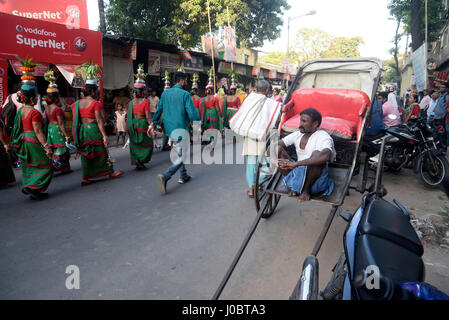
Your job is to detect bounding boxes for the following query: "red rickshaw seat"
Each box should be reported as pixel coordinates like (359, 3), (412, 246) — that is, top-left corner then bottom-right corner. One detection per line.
(281, 88), (371, 140)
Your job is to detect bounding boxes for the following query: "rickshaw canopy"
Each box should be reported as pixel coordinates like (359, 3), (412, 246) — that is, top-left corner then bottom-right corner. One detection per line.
(292, 58), (383, 99)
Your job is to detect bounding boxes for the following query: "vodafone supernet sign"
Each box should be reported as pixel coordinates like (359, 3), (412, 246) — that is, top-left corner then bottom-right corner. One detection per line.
(15, 24), (68, 50)
(0, 0), (89, 29)
(12, 10), (65, 20)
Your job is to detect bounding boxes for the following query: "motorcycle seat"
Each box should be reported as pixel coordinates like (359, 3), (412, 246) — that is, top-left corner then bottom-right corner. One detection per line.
(358, 198), (424, 256)
(354, 234), (425, 300)
(364, 131), (386, 142)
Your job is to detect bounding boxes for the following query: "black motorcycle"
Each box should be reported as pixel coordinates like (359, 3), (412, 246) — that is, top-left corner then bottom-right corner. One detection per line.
(364, 115), (449, 189)
(291, 137), (449, 300)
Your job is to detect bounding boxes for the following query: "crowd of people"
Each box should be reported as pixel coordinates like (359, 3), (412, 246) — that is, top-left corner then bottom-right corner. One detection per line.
(368, 84), (449, 153)
(0, 59), (290, 199)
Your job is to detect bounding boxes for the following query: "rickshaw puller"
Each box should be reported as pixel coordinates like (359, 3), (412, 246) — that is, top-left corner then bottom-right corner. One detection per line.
(277, 108), (335, 202)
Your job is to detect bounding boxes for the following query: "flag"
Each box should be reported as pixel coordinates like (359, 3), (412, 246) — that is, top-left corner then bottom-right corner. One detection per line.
(224, 26), (237, 62)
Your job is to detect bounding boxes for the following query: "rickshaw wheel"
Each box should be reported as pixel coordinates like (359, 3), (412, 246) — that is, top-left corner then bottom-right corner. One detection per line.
(254, 141), (281, 219)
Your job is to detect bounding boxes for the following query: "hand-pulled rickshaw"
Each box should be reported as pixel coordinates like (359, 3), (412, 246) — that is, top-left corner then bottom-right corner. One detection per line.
(212, 58), (384, 300)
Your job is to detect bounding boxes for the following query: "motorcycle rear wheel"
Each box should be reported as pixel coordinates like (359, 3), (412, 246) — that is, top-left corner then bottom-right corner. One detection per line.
(418, 154), (448, 189)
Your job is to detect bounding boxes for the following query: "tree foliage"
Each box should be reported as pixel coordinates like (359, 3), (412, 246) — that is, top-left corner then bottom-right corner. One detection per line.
(383, 56), (404, 84)
(388, 0), (445, 50)
(259, 51), (299, 66)
(105, 0), (289, 49)
(286, 28), (364, 65)
(321, 37), (365, 58)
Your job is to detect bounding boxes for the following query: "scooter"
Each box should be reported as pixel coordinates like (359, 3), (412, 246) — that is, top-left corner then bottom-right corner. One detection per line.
(291, 135), (449, 300)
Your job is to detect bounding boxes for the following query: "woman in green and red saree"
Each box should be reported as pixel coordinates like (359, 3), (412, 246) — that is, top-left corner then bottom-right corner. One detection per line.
(201, 84), (221, 131)
(72, 82), (124, 186)
(127, 78), (154, 170)
(221, 84), (241, 129)
(0, 106), (16, 187)
(44, 73), (72, 174)
(11, 84), (53, 200)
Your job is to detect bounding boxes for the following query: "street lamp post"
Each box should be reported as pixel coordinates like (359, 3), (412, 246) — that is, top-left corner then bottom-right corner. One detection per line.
(287, 10), (316, 59)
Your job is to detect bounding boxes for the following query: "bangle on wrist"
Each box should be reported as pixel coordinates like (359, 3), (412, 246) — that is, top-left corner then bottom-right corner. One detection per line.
(43, 143), (49, 147)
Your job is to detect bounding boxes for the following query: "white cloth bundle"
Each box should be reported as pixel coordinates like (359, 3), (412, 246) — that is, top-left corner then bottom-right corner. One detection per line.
(229, 92), (282, 141)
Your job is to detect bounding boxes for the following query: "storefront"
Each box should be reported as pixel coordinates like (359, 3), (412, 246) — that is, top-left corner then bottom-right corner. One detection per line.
(0, 12), (102, 109)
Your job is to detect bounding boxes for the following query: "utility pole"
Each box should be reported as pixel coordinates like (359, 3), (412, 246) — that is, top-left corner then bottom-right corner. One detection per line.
(207, 0), (216, 94)
(425, 0), (428, 89)
(286, 10), (316, 59)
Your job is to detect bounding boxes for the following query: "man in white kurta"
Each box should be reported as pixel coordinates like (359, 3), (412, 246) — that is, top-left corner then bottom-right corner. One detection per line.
(241, 80), (271, 198)
(278, 108), (335, 202)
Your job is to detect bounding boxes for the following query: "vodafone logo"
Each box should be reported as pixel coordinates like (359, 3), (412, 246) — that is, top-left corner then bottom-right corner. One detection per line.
(16, 25), (23, 32)
(74, 37), (87, 52)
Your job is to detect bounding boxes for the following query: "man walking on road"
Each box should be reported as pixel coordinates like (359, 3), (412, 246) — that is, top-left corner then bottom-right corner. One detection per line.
(150, 72), (201, 194)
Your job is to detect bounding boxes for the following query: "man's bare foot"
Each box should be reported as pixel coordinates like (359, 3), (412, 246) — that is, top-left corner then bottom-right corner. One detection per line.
(288, 190), (298, 197)
(298, 192), (311, 202)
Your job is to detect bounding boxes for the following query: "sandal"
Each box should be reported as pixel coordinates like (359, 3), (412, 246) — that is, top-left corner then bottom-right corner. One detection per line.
(110, 170), (124, 179)
(247, 190), (254, 198)
(81, 180), (93, 186)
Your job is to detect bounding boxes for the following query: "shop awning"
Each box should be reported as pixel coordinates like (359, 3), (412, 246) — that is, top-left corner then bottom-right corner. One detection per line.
(102, 56), (134, 90)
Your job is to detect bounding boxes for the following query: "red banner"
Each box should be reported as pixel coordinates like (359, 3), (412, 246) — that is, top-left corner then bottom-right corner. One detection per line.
(0, 60), (7, 107)
(10, 60), (49, 76)
(0, 12), (102, 66)
(124, 45), (137, 60)
(252, 67), (261, 76)
(179, 51), (192, 60)
(0, 0), (89, 29)
(269, 71), (277, 79)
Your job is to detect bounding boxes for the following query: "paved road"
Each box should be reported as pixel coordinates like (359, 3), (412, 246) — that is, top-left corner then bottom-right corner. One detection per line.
(0, 140), (448, 299)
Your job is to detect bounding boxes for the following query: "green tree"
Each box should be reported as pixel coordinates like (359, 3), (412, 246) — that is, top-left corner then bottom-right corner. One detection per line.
(383, 56), (403, 84)
(388, 0), (445, 50)
(259, 51), (299, 66)
(322, 37), (365, 58)
(290, 28), (364, 64)
(98, 0), (106, 33)
(105, 0), (289, 49)
(293, 28), (332, 62)
(105, 0), (175, 44)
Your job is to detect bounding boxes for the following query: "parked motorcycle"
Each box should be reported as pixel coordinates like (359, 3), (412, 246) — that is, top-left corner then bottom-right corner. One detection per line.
(291, 136), (449, 300)
(364, 114), (449, 189)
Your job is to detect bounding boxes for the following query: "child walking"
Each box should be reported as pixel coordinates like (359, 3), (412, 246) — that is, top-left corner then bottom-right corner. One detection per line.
(115, 103), (127, 146)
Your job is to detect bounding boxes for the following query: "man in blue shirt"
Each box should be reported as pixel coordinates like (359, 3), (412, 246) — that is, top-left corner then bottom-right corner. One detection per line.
(430, 83), (449, 151)
(150, 72), (201, 194)
(365, 97), (385, 135)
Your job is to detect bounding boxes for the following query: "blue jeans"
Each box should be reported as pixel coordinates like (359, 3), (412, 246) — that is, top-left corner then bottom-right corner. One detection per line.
(245, 155), (267, 189)
(163, 141), (187, 181)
